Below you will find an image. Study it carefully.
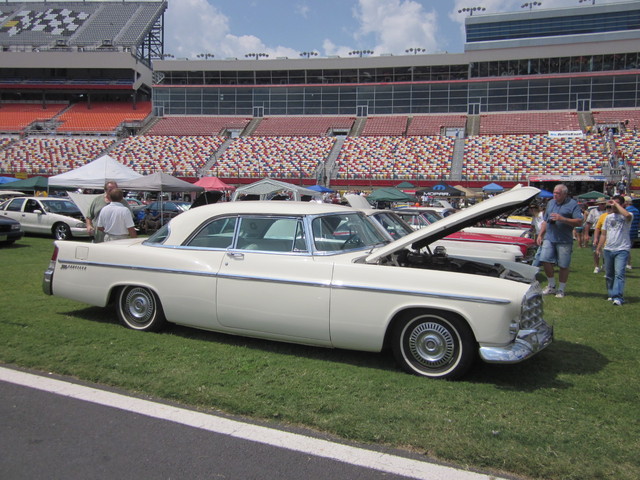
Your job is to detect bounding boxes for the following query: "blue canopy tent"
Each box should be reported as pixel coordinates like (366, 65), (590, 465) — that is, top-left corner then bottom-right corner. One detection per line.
(482, 182), (504, 193)
(0, 176), (19, 185)
(308, 184), (334, 193)
(537, 189), (554, 199)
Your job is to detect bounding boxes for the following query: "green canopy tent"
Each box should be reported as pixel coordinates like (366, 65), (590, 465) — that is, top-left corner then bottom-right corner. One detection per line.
(367, 187), (417, 204)
(395, 181), (415, 189)
(576, 191), (609, 200)
(0, 176), (49, 192)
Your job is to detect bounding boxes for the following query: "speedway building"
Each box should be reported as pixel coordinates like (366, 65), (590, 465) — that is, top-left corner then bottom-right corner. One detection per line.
(0, 0), (639, 191)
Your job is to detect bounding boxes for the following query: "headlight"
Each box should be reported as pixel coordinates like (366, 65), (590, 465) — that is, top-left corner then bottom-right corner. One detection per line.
(11, 223), (21, 231)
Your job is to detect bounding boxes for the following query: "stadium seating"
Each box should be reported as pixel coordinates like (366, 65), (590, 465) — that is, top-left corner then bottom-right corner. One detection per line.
(0, 136), (114, 174)
(479, 111), (581, 135)
(146, 116), (251, 135)
(335, 136), (454, 180)
(109, 135), (225, 176)
(0, 103), (66, 132)
(57, 101), (152, 132)
(211, 136), (335, 178)
(251, 116), (355, 136)
(462, 134), (605, 180)
(592, 109), (640, 130)
(360, 116), (408, 136)
(407, 115), (467, 136)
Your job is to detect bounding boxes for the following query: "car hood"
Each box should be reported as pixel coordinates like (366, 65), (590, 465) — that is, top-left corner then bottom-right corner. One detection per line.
(365, 185), (539, 264)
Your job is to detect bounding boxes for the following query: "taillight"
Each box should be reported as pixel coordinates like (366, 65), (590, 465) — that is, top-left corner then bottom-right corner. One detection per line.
(51, 245), (59, 262)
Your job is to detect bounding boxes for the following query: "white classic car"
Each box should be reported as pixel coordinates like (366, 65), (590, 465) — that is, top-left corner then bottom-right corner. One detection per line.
(43, 186), (552, 379)
(0, 196), (89, 240)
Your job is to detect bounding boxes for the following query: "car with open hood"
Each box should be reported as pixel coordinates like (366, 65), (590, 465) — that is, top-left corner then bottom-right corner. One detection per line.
(43, 186), (552, 379)
(0, 196), (89, 240)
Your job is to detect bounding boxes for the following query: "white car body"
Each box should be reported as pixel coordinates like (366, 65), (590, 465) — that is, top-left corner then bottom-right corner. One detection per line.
(43, 187), (552, 379)
(0, 196), (89, 240)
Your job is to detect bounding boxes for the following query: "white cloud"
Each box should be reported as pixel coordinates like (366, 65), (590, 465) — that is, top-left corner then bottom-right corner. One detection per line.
(351, 0), (439, 54)
(165, 0), (298, 59)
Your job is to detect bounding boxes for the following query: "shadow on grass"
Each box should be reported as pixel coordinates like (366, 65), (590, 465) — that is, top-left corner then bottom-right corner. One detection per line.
(469, 339), (609, 391)
(63, 305), (608, 390)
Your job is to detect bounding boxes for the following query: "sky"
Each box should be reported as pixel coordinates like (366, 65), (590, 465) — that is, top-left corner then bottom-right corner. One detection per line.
(163, 0), (627, 60)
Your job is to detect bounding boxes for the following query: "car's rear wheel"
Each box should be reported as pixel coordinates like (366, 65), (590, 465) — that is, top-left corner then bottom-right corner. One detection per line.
(53, 223), (72, 240)
(117, 286), (166, 332)
(392, 311), (475, 379)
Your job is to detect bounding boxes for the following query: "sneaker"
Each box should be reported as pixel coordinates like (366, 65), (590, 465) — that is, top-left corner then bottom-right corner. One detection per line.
(607, 297), (613, 301)
(593, 267), (600, 274)
(555, 290), (565, 298)
(613, 298), (623, 306)
(542, 286), (556, 295)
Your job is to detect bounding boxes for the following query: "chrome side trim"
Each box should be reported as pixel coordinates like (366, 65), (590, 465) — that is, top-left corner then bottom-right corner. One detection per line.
(57, 259), (511, 305)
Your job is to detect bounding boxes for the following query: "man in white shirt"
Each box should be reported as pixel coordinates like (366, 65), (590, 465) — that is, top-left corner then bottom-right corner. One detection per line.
(96, 188), (137, 242)
(597, 195), (633, 306)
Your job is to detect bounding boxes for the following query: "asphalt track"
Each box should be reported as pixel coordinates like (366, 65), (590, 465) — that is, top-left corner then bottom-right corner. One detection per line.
(0, 366), (512, 480)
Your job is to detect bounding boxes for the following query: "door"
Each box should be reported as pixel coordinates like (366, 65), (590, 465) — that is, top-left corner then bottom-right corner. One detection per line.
(216, 216), (333, 343)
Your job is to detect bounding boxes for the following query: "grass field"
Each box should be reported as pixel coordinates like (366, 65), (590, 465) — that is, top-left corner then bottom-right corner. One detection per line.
(1, 235), (639, 480)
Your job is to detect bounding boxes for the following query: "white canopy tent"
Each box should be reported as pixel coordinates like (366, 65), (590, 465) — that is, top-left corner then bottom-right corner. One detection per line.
(231, 178), (320, 201)
(48, 155), (143, 190)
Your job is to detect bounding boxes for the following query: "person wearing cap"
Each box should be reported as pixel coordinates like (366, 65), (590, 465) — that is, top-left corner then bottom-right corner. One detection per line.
(625, 195), (639, 269)
(597, 195), (633, 306)
(587, 198), (607, 273)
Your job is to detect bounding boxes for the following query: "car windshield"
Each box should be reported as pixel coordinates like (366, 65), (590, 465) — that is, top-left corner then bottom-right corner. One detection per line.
(41, 199), (81, 215)
(311, 212), (386, 252)
(370, 212), (413, 240)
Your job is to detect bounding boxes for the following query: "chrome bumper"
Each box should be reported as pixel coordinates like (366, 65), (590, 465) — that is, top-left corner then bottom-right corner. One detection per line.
(42, 266), (54, 296)
(479, 320), (553, 364)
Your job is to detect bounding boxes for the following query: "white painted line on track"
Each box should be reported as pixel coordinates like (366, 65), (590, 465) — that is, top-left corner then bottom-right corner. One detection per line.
(0, 366), (506, 480)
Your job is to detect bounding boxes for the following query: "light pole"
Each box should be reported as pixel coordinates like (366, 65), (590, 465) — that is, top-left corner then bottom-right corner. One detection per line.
(521, 2), (542, 11)
(196, 53), (214, 59)
(300, 51), (318, 59)
(458, 6), (486, 16)
(405, 47), (426, 55)
(348, 50), (373, 58)
(245, 52), (268, 60)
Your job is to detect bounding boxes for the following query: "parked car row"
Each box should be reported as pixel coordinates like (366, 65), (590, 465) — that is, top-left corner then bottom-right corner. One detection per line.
(0, 196), (89, 240)
(43, 186), (553, 379)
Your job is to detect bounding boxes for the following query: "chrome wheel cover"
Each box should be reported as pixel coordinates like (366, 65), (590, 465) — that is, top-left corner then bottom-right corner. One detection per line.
(408, 321), (456, 368)
(122, 287), (155, 327)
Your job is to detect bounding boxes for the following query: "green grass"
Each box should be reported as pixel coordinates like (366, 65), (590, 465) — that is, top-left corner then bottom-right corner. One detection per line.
(1, 236), (639, 480)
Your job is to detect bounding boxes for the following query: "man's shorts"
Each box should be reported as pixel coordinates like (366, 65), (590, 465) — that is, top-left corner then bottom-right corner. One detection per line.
(539, 240), (574, 269)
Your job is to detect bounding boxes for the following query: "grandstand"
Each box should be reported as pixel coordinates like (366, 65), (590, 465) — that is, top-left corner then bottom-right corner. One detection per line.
(0, 0), (638, 194)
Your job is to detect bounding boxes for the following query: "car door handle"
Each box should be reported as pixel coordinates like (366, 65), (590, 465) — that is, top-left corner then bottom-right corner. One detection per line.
(226, 251), (244, 259)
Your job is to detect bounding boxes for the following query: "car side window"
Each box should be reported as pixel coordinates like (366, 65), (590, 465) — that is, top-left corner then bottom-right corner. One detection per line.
(6, 198), (25, 212)
(236, 216), (306, 253)
(186, 216), (238, 249)
(24, 199), (40, 213)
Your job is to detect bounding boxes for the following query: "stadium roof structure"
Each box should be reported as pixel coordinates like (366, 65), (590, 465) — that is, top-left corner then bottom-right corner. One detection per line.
(0, 1), (167, 65)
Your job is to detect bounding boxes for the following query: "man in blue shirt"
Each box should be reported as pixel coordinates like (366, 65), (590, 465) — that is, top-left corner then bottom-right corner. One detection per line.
(536, 184), (583, 298)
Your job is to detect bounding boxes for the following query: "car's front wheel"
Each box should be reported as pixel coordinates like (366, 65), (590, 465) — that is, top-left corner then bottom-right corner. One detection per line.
(392, 311), (475, 379)
(53, 222), (72, 240)
(117, 286), (166, 332)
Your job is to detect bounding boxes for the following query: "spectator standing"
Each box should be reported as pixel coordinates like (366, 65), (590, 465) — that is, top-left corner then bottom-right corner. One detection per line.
(625, 195), (639, 269)
(95, 189), (137, 242)
(589, 199), (608, 273)
(86, 181), (131, 243)
(597, 196), (633, 306)
(537, 184), (583, 298)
